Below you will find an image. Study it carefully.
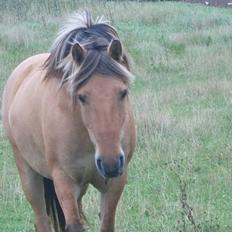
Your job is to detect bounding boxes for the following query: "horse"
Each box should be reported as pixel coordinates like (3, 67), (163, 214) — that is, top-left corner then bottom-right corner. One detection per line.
(2, 11), (136, 232)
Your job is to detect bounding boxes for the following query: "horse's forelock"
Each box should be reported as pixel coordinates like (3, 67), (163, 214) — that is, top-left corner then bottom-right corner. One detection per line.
(44, 11), (133, 95)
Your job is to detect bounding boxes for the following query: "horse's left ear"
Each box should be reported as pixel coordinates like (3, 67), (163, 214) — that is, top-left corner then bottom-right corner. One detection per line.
(71, 42), (86, 65)
(108, 39), (122, 62)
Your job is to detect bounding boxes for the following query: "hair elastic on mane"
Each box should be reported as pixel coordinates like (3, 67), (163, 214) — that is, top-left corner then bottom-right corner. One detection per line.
(44, 11), (134, 95)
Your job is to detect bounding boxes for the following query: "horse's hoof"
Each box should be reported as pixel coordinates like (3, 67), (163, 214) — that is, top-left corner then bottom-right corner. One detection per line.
(65, 223), (85, 232)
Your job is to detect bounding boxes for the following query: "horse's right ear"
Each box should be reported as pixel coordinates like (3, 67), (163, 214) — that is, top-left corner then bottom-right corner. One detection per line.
(71, 43), (86, 65)
(108, 39), (122, 62)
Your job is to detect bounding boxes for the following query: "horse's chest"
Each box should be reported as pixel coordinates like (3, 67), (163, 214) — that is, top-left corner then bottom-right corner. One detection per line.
(62, 152), (96, 183)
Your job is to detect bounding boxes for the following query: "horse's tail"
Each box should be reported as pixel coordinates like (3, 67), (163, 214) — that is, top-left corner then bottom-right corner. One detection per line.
(43, 177), (66, 232)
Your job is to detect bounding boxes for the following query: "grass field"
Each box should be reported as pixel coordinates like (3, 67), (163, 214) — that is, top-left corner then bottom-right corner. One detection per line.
(0, 1), (232, 231)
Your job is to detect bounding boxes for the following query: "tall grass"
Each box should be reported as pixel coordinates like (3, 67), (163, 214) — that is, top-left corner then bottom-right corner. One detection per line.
(0, 1), (232, 231)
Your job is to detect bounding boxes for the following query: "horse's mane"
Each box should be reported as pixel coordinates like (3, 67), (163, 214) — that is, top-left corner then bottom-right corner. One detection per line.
(44, 11), (133, 94)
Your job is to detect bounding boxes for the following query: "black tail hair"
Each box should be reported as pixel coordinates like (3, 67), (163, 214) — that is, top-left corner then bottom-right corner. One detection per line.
(43, 177), (66, 232)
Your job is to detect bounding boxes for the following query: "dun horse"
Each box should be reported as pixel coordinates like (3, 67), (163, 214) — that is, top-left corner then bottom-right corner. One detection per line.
(2, 11), (136, 232)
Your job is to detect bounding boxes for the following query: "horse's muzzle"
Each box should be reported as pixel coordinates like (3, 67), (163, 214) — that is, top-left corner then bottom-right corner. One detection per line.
(96, 153), (125, 178)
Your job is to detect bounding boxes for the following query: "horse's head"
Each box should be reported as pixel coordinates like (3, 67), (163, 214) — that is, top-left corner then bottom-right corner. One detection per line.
(77, 75), (128, 178)
(72, 40), (131, 178)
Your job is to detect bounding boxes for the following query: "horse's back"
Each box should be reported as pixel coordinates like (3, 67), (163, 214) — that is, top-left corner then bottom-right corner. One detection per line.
(2, 53), (49, 117)
(2, 53), (51, 176)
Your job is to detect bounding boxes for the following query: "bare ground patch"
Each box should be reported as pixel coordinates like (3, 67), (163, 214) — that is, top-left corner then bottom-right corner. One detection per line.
(182, 0), (232, 8)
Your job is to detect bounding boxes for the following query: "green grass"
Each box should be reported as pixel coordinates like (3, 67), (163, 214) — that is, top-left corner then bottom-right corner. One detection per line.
(0, 1), (232, 231)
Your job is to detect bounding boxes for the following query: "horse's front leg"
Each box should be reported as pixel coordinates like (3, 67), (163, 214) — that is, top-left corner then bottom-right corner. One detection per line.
(100, 174), (127, 232)
(52, 167), (85, 232)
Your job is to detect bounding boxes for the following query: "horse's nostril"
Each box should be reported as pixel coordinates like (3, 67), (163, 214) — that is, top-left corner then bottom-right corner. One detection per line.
(119, 153), (125, 168)
(96, 158), (102, 171)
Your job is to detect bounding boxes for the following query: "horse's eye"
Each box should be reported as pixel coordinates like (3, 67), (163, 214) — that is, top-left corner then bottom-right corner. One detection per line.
(78, 94), (87, 104)
(120, 89), (128, 100)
